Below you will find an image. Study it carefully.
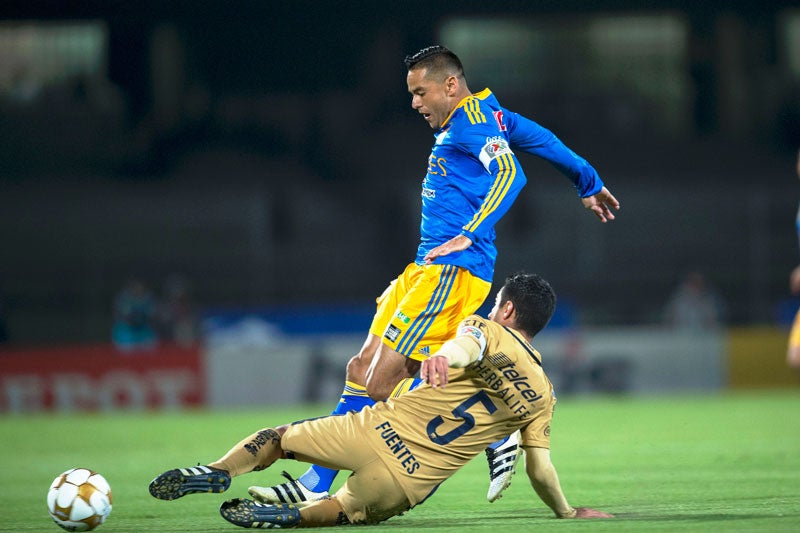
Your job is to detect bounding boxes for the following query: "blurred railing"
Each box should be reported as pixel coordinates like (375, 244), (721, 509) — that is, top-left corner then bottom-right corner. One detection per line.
(0, 171), (797, 345)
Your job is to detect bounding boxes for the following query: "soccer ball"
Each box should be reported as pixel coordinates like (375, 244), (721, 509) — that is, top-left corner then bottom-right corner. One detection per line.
(47, 468), (112, 532)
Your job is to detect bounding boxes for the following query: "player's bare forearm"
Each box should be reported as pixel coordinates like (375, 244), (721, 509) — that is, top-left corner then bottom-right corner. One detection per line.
(526, 447), (613, 519)
(423, 234), (473, 263)
(529, 467), (572, 517)
(581, 187), (620, 223)
(531, 475), (613, 519)
(525, 448), (572, 517)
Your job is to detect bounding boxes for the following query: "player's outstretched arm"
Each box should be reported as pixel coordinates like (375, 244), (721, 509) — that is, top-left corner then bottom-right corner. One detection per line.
(580, 186), (620, 223)
(524, 447), (613, 519)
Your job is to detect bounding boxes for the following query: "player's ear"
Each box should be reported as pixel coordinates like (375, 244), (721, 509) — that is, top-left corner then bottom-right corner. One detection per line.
(502, 300), (515, 321)
(445, 75), (458, 95)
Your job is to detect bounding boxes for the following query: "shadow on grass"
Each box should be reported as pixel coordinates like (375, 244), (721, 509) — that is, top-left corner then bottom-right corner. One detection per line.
(379, 511), (799, 528)
(604, 512), (798, 522)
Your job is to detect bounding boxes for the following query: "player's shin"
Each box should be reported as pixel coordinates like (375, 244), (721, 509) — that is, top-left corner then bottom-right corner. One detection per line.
(296, 381), (376, 492)
(210, 428), (282, 477)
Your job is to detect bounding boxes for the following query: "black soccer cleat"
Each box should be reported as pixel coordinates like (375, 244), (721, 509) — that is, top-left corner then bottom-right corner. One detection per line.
(148, 465), (231, 500)
(220, 498), (302, 529)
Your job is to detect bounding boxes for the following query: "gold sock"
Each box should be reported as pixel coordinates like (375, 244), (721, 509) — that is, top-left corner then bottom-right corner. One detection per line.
(299, 497), (350, 527)
(209, 428), (282, 477)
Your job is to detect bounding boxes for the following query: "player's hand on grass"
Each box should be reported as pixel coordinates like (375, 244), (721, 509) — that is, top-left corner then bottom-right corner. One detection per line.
(581, 187), (620, 223)
(421, 355), (450, 388)
(571, 507), (614, 519)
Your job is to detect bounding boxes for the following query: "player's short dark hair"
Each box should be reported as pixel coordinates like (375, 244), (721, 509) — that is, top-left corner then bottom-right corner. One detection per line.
(403, 45), (465, 81)
(500, 272), (556, 337)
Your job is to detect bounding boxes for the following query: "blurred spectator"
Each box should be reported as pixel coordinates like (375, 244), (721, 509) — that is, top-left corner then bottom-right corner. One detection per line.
(112, 278), (158, 352)
(663, 271), (726, 331)
(156, 274), (199, 347)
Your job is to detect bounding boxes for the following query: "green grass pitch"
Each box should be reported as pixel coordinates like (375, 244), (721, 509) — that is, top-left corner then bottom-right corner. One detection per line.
(3, 390), (799, 532)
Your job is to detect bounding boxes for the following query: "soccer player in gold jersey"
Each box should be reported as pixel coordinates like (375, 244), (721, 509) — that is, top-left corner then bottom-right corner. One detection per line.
(149, 273), (613, 526)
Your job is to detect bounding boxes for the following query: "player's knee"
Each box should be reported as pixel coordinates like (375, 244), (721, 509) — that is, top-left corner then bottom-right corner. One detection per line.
(346, 337), (380, 383)
(365, 345), (415, 401)
(364, 375), (393, 402)
(346, 353), (371, 384)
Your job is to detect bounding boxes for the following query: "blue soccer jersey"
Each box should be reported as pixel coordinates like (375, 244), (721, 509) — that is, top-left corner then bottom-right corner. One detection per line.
(416, 88), (604, 282)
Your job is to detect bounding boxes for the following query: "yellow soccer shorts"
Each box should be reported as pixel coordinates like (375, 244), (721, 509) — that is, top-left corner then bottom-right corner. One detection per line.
(789, 308), (800, 350)
(369, 263), (492, 361)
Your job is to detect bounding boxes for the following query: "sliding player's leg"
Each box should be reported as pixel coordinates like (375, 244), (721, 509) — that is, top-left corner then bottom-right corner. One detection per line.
(247, 266), (417, 503)
(246, 335), (420, 505)
(148, 427), (285, 501)
(221, 467), (411, 528)
(248, 333), (382, 504)
(224, 427), (411, 528)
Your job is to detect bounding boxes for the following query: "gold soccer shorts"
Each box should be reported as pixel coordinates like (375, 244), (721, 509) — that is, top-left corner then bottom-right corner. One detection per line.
(281, 415), (410, 524)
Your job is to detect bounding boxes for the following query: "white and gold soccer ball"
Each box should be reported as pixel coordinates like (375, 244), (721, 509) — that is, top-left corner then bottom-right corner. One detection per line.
(47, 468), (113, 532)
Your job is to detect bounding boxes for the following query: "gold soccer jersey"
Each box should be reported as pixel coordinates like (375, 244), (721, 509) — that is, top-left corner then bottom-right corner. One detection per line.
(358, 315), (555, 506)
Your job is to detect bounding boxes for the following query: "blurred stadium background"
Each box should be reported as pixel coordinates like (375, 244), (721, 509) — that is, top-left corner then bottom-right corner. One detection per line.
(2, 0), (800, 413)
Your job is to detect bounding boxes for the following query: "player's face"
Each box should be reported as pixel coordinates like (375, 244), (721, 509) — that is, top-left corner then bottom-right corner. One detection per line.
(407, 68), (453, 129)
(488, 288), (515, 327)
(487, 289), (504, 322)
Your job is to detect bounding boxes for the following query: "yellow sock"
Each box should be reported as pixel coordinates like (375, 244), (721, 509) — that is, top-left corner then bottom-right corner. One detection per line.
(389, 378), (417, 399)
(342, 381), (369, 397)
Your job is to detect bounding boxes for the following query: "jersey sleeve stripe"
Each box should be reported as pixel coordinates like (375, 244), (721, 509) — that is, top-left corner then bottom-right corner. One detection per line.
(462, 98), (476, 124)
(463, 152), (516, 233)
(462, 97), (486, 125)
(396, 265), (458, 356)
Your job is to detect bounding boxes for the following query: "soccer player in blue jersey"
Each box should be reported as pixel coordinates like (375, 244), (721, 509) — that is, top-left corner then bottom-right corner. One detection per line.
(251, 45), (620, 505)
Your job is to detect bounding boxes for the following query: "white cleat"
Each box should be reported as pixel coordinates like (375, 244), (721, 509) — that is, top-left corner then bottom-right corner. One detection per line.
(485, 430), (522, 502)
(248, 471), (329, 507)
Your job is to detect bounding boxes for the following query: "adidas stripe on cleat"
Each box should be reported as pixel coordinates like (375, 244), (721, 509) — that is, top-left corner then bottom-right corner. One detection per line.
(149, 465), (231, 500)
(485, 430), (522, 503)
(248, 471), (328, 506)
(220, 498), (301, 529)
